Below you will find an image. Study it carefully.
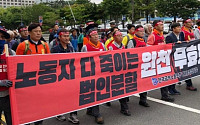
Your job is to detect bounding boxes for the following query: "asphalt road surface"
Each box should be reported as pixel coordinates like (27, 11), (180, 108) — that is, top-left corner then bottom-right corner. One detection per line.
(28, 77), (200, 125)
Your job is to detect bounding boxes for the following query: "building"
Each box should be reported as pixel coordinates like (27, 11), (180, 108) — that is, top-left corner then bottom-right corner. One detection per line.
(35, 0), (49, 4)
(0, 0), (35, 8)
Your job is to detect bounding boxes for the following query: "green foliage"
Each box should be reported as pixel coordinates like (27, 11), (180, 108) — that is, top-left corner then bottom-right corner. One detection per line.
(134, 0), (156, 23)
(0, 7), (22, 29)
(0, 3), (60, 30)
(156, 0), (200, 21)
(75, 0), (90, 4)
(102, 0), (130, 22)
(0, 0), (199, 31)
(60, 4), (86, 25)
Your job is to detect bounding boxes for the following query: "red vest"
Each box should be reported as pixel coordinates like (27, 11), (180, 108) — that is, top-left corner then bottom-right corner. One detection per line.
(0, 54), (8, 91)
(86, 42), (105, 52)
(182, 27), (195, 41)
(153, 32), (164, 45)
(106, 39), (114, 50)
(108, 42), (125, 50)
(133, 37), (146, 48)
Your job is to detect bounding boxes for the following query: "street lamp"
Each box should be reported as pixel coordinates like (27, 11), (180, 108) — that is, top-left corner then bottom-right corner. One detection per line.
(131, 0), (134, 24)
(20, 0), (23, 26)
(67, 0), (76, 24)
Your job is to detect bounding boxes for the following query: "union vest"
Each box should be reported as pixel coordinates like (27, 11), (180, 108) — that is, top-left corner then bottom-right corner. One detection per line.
(152, 32), (165, 45)
(182, 28), (195, 41)
(108, 42), (125, 50)
(106, 39), (115, 50)
(133, 38), (146, 48)
(85, 42), (105, 52)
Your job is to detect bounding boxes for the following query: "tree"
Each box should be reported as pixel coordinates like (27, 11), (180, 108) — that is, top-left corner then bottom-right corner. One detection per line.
(102, 0), (130, 23)
(43, 10), (61, 31)
(0, 3), (59, 30)
(134, 0), (156, 23)
(156, 0), (200, 22)
(0, 7), (22, 29)
(60, 4), (88, 26)
(75, 0), (90, 4)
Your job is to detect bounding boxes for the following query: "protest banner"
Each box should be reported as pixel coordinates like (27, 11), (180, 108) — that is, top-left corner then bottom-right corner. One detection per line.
(7, 40), (200, 124)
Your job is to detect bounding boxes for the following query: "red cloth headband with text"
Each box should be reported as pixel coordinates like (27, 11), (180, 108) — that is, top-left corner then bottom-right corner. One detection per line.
(59, 32), (70, 36)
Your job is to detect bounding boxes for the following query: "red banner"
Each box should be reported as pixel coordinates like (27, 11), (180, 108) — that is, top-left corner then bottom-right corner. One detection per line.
(7, 41), (200, 125)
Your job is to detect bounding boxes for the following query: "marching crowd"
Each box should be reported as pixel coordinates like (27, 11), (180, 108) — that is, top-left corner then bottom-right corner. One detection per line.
(0, 18), (200, 125)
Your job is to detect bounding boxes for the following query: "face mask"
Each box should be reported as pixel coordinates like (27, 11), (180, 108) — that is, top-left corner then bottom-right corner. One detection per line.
(0, 40), (6, 54)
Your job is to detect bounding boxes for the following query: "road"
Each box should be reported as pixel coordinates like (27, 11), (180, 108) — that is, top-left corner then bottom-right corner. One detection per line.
(29, 77), (200, 125)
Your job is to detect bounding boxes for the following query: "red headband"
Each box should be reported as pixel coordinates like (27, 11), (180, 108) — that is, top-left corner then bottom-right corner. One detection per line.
(184, 19), (192, 23)
(19, 28), (27, 33)
(59, 32), (69, 36)
(0, 28), (6, 32)
(154, 22), (163, 27)
(114, 31), (122, 36)
(135, 27), (144, 32)
(86, 22), (94, 25)
(89, 31), (98, 36)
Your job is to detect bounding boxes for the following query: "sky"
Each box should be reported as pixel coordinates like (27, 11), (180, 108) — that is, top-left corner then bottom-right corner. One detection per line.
(90, 0), (103, 4)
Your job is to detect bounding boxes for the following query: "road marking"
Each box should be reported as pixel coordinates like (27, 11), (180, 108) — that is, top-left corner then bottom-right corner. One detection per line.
(134, 94), (200, 114)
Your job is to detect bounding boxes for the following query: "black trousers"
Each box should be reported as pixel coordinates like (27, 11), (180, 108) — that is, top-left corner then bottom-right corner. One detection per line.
(139, 92), (147, 102)
(119, 98), (128, 111)
(185, 79), (193, 87)
(168, 84), (176, 91)
(87, 105), (100, 117)
(160, 87), (169, 98)
(0, 95), (12, 125)
(78, 43), (83, 52)
(70, 111), (77, 116)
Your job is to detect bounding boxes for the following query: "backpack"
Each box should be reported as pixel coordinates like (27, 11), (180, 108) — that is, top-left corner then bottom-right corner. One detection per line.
(24, 40), (47, 55)
(125, 35), (130, 48)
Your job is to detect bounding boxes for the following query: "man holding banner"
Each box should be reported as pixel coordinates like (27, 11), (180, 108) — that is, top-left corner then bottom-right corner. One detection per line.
(16, 23), (50, 125)
(81, 29), (105, 124)
(165, 23), (182, 95)
(147, 20), (174, 102)
(180, 18), (197, 91)
(107, 30), (131, 116)
(0, 26), (14, 125)
(51, 28), (79, 124)
(126, 25), (150, 107)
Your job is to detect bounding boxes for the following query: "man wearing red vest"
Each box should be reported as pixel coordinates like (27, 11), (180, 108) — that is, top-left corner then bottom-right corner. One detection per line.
(108, 30), (125, 50)
(105, 27), (119, 50)
(0, 26), (14, 125)
(107, 30), (131, 115)
(127, 25), (150, 107)
(147, 20), (165, 45)
(179, 18), (197, 91)
(81, 29), (104, 124)
(147, 20), (174, 102)
(180, 18), (195, 41)
(127, 25), (147, 48)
